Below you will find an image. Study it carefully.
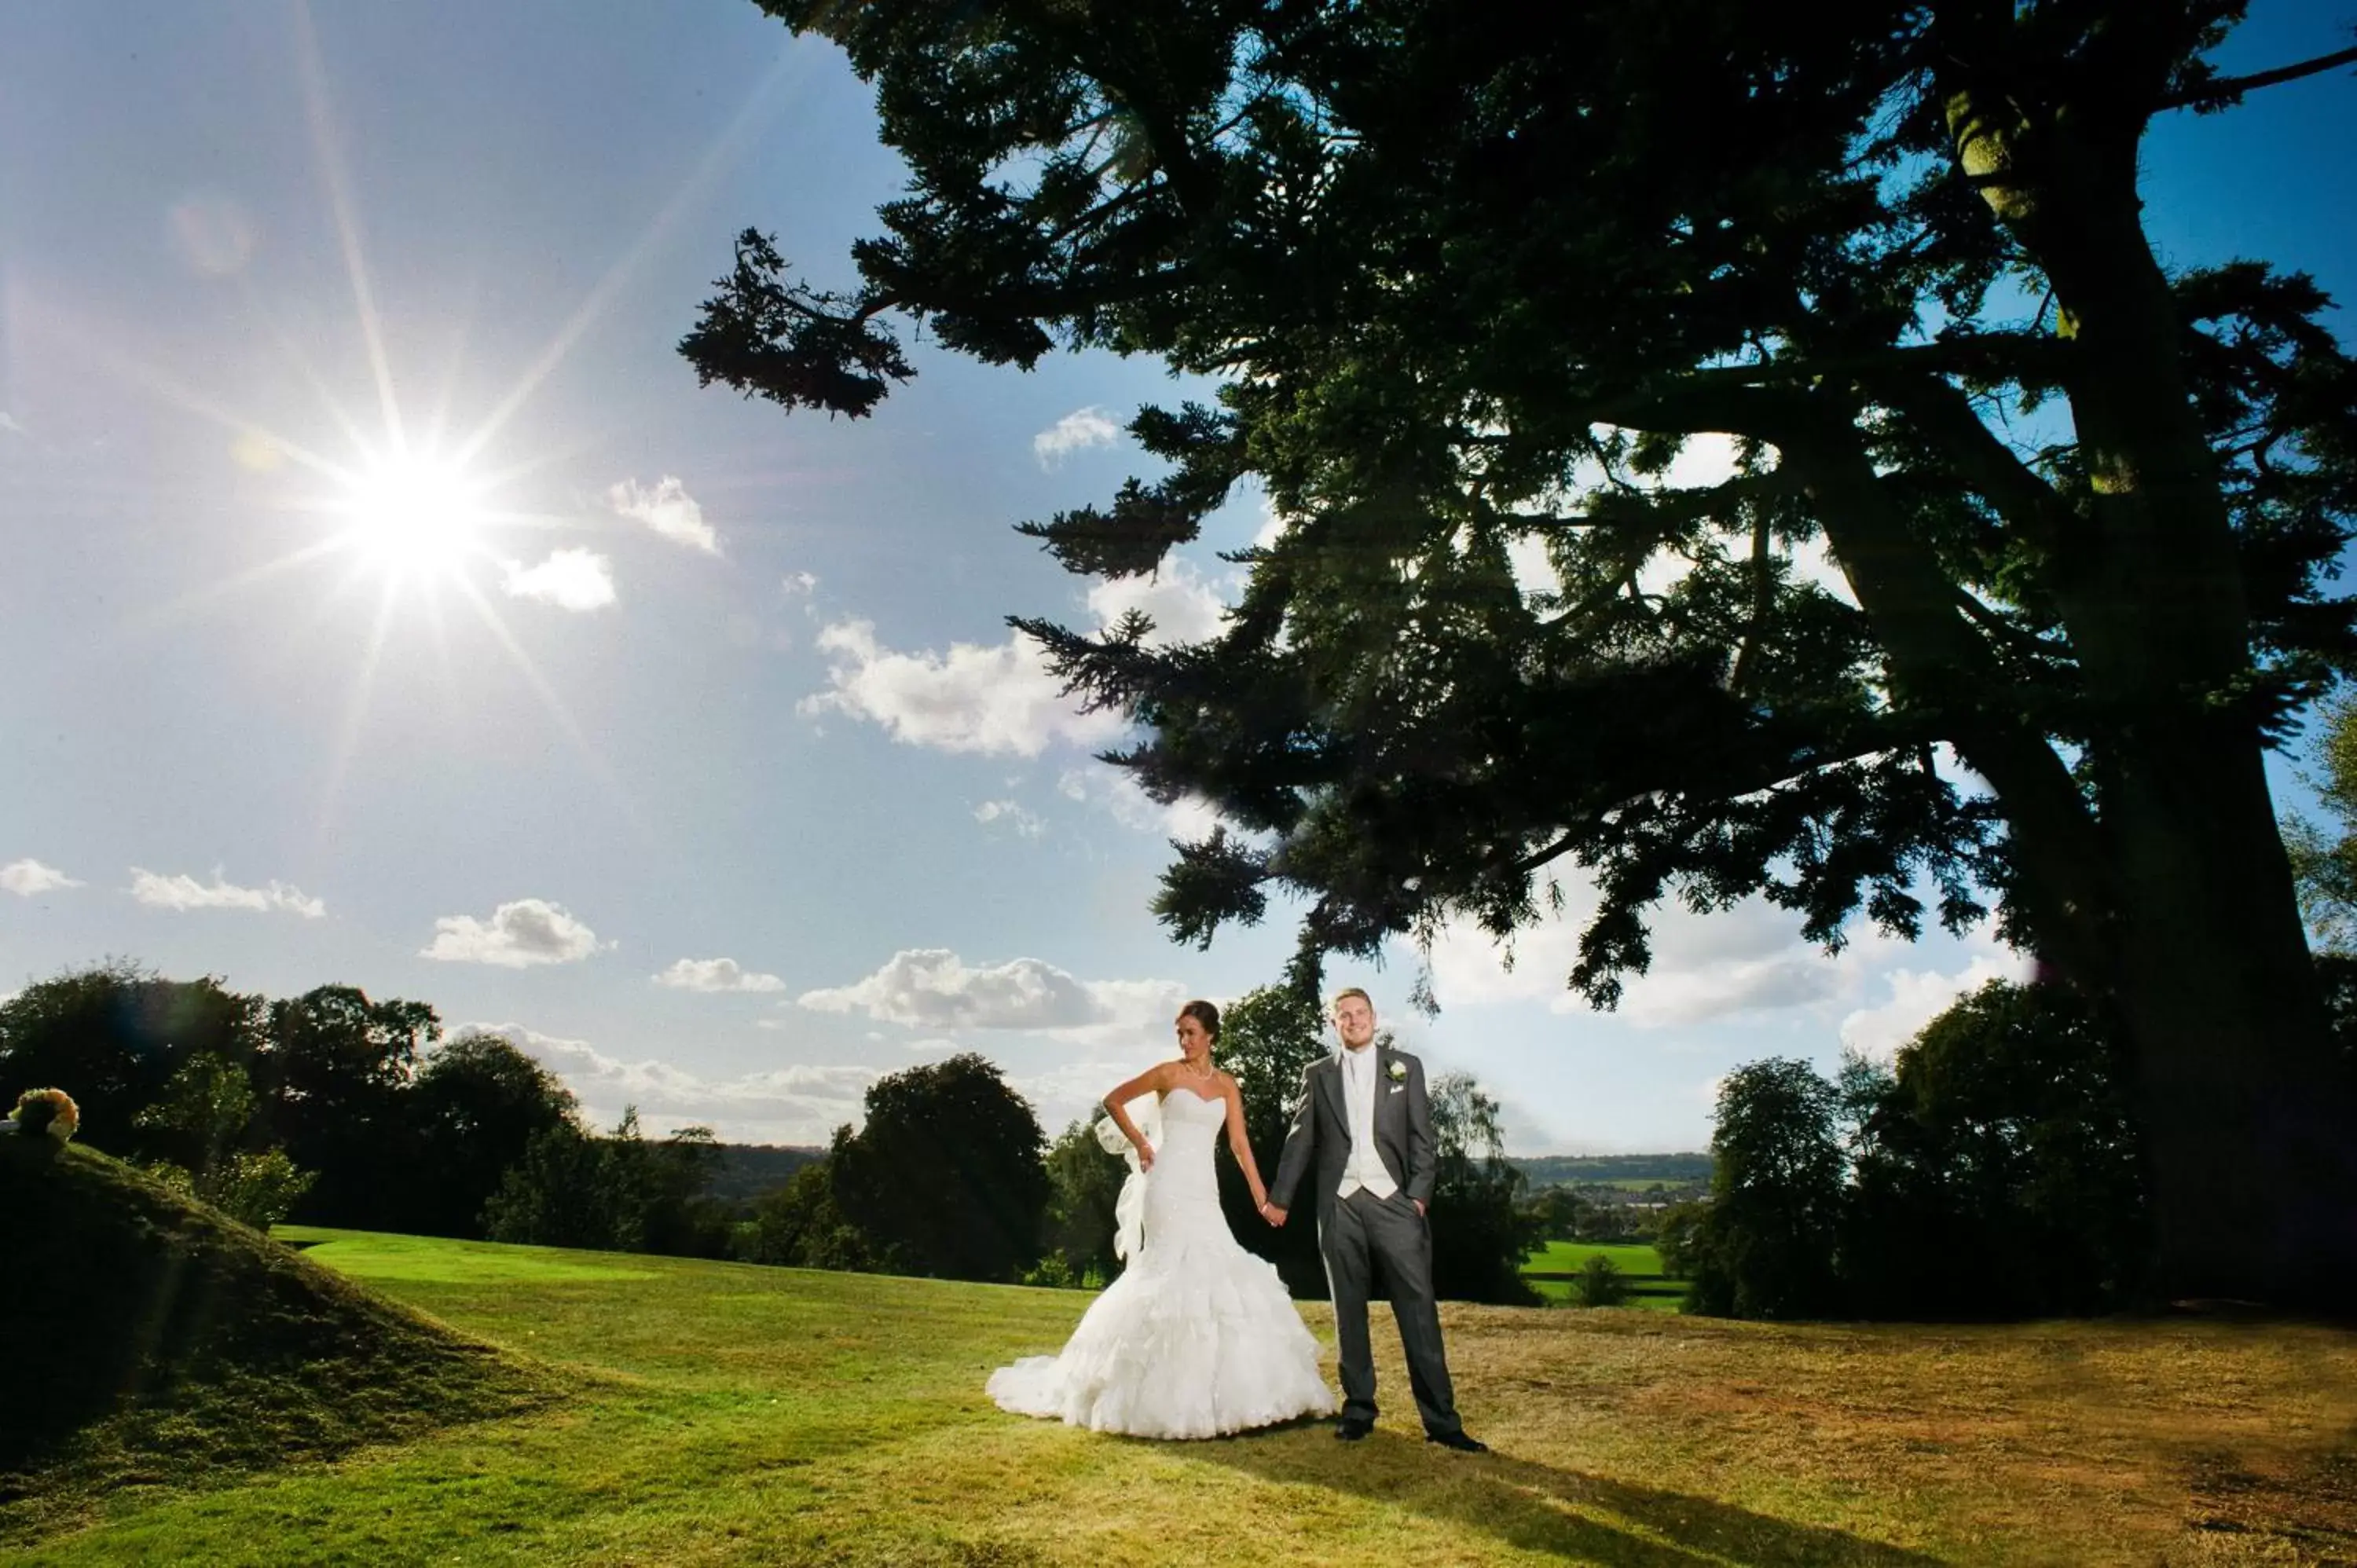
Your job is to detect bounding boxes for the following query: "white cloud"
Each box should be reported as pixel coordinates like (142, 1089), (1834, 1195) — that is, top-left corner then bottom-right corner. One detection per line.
(973, 800), (1047, 838)
(1083, 556), (1230, 647)
(453, 1023), (876, 1144)
(421, 898), (600, 968)
(801, 618), (1122, 757)
(798, 947), (1186, 1042)
(0, 412), (28, 440)
(130, 867), (324, 918)
(1252, 496), (1293, 551)
(1838, 951), (2026, 1062)
(1055, 766), (1222, 841)
(782, 571), (818, 596)
(1425, 880), (2028, 1036)
(654, 957), (787, 994)
(502, 548), (617, 611)
(1, 859), (82, 896)
(1033, 406), (1121, 467)
(608, 474), (719, 554)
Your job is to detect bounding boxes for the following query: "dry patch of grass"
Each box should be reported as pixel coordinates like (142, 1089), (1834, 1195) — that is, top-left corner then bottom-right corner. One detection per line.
(11, 1229), (2355, 1565)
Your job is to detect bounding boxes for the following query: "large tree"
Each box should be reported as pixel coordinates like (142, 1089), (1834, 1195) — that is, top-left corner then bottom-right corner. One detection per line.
(686, 2), (2357, 1304)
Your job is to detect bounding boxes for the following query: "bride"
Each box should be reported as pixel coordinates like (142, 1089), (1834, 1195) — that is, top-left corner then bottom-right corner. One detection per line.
(987, 999), (1337, 1438)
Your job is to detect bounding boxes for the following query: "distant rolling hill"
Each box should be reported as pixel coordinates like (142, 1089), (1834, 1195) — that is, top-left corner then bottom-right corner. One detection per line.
(704, 1149), (1710, 1206)
(703, 1142), (825, 1205)
(1508, 1152), (1713, 1188)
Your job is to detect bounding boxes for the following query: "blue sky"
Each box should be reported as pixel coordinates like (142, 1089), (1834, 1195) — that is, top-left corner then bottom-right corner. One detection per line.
(2, 2), (2352, 1152)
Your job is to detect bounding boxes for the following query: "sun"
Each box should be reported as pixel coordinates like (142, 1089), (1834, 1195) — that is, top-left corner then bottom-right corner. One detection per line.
(337, 451), (489, 578)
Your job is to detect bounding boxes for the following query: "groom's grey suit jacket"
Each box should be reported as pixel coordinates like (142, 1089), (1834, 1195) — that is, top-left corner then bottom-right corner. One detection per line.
(1267, 1044), (1438, 1224)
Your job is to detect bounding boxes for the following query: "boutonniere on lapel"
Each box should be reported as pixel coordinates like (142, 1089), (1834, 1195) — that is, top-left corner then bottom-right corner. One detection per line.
(1386, 1060), (1408, 1084)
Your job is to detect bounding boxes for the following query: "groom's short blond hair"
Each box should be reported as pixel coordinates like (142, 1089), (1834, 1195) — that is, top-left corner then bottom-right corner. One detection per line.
(1329, 987), (1373, 1017)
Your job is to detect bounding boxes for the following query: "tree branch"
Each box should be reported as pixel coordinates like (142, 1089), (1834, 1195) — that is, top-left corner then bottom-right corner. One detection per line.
(2163, 44), (2357, 111)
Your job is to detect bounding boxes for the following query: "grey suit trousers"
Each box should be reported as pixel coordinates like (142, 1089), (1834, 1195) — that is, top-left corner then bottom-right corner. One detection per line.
(1322, 1186), (1461, 1435)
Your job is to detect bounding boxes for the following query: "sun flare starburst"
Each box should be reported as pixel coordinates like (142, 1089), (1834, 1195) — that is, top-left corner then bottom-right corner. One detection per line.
(335, 451), (488, 579)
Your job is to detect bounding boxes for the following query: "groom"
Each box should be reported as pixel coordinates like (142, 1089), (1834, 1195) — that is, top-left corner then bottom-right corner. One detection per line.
(1263, 989), (1486, 1452)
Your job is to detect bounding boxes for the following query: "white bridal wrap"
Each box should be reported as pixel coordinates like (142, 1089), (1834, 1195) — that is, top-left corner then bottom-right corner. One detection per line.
(1094, 1092), (1160, 1264)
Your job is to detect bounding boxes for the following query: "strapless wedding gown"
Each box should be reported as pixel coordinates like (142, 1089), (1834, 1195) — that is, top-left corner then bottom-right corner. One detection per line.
(988, 1086), (1336, 1438)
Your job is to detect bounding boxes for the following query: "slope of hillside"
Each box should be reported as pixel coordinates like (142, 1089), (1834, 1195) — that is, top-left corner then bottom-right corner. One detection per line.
(13, 1220), (2355, 1564)
(0, 1138), (565, 1541)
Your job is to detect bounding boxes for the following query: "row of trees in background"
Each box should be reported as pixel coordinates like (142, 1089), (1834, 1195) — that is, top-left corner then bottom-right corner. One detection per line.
(0, 962), (724, 1249)
(741, 987), (1544, 1302)
(2, 962), (1538, 1299)
(1668, 978), (2154, 1320)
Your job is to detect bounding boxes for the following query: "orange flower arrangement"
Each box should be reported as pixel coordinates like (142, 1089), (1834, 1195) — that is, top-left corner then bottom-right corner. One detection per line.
(9, 1087), (79, 1142)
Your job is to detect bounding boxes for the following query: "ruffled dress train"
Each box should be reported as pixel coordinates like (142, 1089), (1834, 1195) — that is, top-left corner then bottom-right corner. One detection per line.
(987, 1087), (1336, 1438)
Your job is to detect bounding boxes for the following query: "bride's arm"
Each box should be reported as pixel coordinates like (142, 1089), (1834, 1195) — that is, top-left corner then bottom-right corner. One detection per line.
(1103, 1062), (1171, 1169)
(1221, 1077), (1270, 1212)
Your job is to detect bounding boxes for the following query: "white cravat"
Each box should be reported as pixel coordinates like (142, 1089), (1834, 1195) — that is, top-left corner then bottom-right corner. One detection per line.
(1334, 1044), (1399, 1200)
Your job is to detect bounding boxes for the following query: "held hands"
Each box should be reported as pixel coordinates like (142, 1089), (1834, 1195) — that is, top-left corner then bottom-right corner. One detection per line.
(1259, 1201), (1287, 1227)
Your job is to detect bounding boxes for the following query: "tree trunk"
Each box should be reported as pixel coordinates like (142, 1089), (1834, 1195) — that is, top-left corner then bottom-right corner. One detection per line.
(1945, 64), (2357, 1310)
(2105, 727), (2357, 1308)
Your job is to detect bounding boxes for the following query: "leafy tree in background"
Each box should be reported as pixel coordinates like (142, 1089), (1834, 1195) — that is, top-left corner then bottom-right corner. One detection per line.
(689, 0), (2357, 1307)
(0, 962), (261, 1161)
(1843, 980), (2148, 1317)
(256, 985), (439, 1230)
(738, 1157), (875, 1271)
(1039, 1117), (1127, 1284)
(403, 1031), (582, 1238)
(1574, 1255), (1631, 1309)
(828, 1053), (1051, 1281)
(482, 1108), (730, 1256)
(1210, 984), (1329, 1293)
(2285, 692), (2357, 953)
(1684, 1059), (1847, 1319)
(131, 1052), (314, 1230)
(1425, 1071), (1543, 1304)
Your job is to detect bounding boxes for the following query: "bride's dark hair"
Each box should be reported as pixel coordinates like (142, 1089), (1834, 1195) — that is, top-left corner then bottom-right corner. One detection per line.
(1178, 998), (1221, 1042)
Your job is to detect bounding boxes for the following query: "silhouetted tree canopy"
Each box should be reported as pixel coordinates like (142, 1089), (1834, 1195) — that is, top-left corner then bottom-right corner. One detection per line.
(688, 0), (2357, 1307)
(828, 1053), (1051, 1282)
(405, 1032), (582, 1239)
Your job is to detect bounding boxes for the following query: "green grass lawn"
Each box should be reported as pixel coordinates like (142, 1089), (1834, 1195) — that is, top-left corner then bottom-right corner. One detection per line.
(13, 1226), (2357, 1565)
(1519, 1241), (1685, 1310)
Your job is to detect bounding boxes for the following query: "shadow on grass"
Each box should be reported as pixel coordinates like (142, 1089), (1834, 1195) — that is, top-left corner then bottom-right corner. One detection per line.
(1197, 1426), (1945, 1566)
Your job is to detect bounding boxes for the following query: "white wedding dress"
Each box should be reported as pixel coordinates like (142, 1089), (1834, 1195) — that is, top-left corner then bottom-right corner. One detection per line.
(988, 1086), (1336, 1438)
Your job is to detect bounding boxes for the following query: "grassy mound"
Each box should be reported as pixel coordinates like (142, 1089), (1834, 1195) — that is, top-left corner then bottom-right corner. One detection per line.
(0, 1138), (565, 1539)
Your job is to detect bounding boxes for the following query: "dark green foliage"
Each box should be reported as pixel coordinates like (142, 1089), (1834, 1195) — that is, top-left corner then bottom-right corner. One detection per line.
(2285, 691), (2357, 952)
(1842, 982), (2150, 1318)
(735, 1158), (875, 1271)
(1654, 1200), (1710, 1281)
(0, 1138), (560, 1535)
(257, 986), (439, 1232)
(132, 1053), (314, 1229)
(0, 962), (262, 1164)
(1684, 1060), (1848, 1320)
(1575, 1255), (1632, 1308)
(483, 1109), (731, 1258)
(403, 1032), (581, 1239)
(690, 0), (2357, 1306)
(1039, 1118), (1127, 1284)
(1426, 1070), (1545, 1305)
(1686, 981), (2154, 1320)
(828, 1053), (1051, 1282)
(1210, 985), (1330, 1295)
(1522, 1185), (1599, 1244)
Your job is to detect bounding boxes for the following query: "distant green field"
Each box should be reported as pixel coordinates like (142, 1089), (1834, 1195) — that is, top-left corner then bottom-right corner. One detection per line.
(16, 1228), (2357, 1564)
(1519, 1240), (1684, 1311)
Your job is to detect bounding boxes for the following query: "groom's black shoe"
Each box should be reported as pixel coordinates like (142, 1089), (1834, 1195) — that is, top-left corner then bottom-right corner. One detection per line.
(1426, 1429), (1489, 1453)
(1334, 1417), (1374, 1442)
